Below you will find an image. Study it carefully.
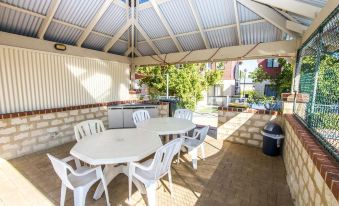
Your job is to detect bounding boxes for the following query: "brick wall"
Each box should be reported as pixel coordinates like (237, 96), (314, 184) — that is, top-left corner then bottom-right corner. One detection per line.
(0, 103), (169, 160)
(283, 115), (338, 206)
(217, 108), (282, 147)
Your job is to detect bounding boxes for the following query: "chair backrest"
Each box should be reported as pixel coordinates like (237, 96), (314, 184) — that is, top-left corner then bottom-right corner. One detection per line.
(47, 154), (74, 189)
(149, 138), (183, 180)
(174, 109), (193, 121)
(132, 110), (150, 126)
(192, 126), (210, 144)
(74, 120), (105, 141)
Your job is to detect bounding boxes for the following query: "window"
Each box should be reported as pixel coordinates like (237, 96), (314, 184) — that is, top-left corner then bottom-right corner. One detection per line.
(267, 58), (279, 68)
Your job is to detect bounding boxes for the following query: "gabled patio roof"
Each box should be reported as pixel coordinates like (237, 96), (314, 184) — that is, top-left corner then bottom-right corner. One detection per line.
(0, 0), (329, 64)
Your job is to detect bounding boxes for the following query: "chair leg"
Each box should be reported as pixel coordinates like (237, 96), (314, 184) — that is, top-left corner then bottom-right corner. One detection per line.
(74, 187), (89, 206)
(200, 143), (206, 160)
(60, 183), (67, 206)
(168, 170), (173, 196)
(145, 182), (157, 206)
(128, 175), (133, 203)
(189, 148), (198, 170)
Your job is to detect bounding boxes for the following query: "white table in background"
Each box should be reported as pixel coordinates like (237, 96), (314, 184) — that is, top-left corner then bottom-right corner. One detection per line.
(136, 117), (196, 136)
(70, 128), (162, 200)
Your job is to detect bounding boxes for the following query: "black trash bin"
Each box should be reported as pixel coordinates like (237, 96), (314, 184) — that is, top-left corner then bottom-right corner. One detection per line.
(159, 97), (179, 117)
(261, 122), (284, 156)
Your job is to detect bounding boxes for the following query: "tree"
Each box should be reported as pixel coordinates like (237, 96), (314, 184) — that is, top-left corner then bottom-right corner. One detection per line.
(137, 64), (222, 110)
(249, 58), (293, 97)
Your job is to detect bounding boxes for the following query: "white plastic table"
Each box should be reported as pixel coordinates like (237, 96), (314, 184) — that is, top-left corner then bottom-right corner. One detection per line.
(70, 128), (162, 200)
(136, 117), (196, 135)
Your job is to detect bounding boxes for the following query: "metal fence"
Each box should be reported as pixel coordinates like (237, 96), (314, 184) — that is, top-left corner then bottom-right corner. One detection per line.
(294, 8), (338, 161)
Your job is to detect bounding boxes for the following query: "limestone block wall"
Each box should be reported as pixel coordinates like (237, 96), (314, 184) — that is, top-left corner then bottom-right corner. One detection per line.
(217, 108), (282, 147)
(0, 103), (169, 160)
(283, 115), (338, 206)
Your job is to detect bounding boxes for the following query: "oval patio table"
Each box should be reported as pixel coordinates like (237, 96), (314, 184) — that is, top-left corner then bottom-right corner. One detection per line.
(70, 128), (162, 200)
(136, 117), (196, 136)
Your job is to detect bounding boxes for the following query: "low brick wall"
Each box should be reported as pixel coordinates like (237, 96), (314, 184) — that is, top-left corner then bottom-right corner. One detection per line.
(217, 108), (282, 147)
(283, 115), (338, 206)
(0, 103), (169, 160)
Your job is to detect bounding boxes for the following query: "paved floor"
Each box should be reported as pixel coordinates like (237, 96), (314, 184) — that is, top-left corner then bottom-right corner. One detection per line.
(1, 135), (293, 206)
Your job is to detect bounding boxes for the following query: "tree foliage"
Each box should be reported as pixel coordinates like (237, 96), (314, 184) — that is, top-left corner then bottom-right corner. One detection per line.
(137, 64), (222, 109)
(249, 58), (293, 97)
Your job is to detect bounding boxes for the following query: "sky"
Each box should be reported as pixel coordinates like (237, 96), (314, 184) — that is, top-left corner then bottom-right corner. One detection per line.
(238, 59), (259, 83)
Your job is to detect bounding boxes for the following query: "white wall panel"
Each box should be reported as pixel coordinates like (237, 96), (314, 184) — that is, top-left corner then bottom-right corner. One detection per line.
(0, 45), (130, 114)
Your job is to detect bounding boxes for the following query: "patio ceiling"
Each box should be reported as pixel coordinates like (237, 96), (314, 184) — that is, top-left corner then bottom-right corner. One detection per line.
(0, 0), (328, 63)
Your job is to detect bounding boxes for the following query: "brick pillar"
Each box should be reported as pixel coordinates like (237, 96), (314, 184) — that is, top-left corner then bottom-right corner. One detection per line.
(281, 93), (310, 114)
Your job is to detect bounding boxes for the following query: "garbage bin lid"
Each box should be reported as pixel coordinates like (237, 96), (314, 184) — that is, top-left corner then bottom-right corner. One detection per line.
(263, 122), (283, 135)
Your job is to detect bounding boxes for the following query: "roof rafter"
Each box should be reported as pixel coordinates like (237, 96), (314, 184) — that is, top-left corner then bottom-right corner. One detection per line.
(37, 0), (61, 39)
(135, 23), (161, 55)
(187, 0), (210, 49)
(237, 0), (298, 37)
(286, 20), (308, 34)
(76, 0), (114, 46)
(149, 0), (183, 52)
(103, 19), (132, 52)
(253, 0), (321, 19)
(232, 0), (242, 45)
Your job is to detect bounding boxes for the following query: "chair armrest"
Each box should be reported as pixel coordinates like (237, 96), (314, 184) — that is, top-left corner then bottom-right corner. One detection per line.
(72, 166), (101, 177)
(62, 156), (82, 169)
(130, 161), (153, 171)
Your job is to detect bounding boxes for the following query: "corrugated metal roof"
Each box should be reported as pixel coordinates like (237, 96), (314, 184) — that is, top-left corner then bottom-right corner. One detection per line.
(237, 2), (262, 23)
(241, 22), (282, 45)
(289, 13), (313, 26)
(54, 0), (105, 27)
(44, 22), (83, 45)
(109, 40), (128, 55)
(0, 6), (43, 37)
(138, 7), (169, 39)
(159, 0), (198, 35)
(206, 27), (238, 48)
(193, 0), (236, 29)
(177, 33), (205, 51)
(82, 32), (110, 51)
(136, 29), (145, 41)
(297, 0), (327, 7)
(1, 0), (52, 15)
(94, 3), (127, 36)
(120, 26), (130, 41)
(153, 38), (178, 54)
(137, 42), (156, 56)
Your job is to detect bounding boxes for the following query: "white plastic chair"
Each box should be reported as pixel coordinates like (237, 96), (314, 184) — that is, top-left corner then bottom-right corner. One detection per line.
(128, 138), (184, 206)
(74, 119), (105, 142)
(174, 109), (193, 121)
(133, 110), (150, 126)
(47, 154), (110, 206)
(180, 126), (209, 170)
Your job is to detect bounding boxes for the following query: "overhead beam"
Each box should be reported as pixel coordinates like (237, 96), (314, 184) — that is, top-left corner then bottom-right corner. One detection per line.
(237, 0), (296, 37)
(103, 19), (132, 52)
(302, 0), (338, 44)
(149, 0), (183, 52)
(232, 0), (242, 45)
(134, 40), (297, 66)
(286, 20), (308, 34)
(135, 23), (161, 55)
(0, 31), (130, 64)
(37, 0), (61, 39)
(76, 0), (114, 46)
(187, 0), (210, 49)
(253, 0), (321, 19)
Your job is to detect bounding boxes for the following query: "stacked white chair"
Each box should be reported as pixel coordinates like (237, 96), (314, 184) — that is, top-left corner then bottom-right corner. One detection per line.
(128, 138), (184, 206)
(47, 154), (110, 206)
(181, 126), (209, 170)
(174, 109), (193, 121)
(132, 110), (151, 126)
(74, 120), (105, 142)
